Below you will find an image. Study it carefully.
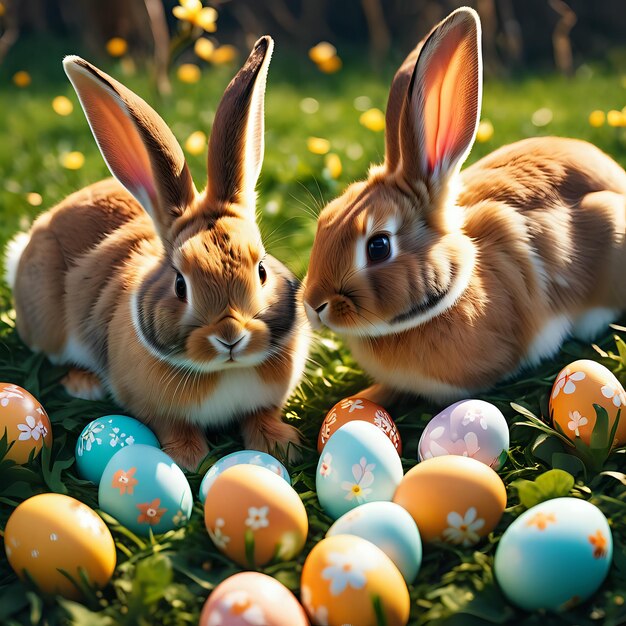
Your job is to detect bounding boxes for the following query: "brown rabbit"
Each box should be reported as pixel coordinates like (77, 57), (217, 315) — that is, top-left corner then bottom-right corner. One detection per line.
(5, 37), (310, 470)
(304, 8), (626, 404)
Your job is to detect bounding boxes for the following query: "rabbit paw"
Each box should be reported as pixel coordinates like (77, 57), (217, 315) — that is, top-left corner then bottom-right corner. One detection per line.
(61, 368), (105, 401)
(152, 420), (209, 472)
(242, 407), (302, 464)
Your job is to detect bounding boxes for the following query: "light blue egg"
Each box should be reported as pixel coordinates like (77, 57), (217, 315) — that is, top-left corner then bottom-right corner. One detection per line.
(75, 415), (159, 484)
(316, 421), (403, 520)
(327, 501), (422, 582)
(495, 497), (612, 611)
(99, 444), (193, 536)
(199, 450), (290, 503)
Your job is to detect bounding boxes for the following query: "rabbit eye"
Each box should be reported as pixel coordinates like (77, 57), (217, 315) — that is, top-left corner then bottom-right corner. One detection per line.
(258, 261), (267, 285)
(175, 272), (187, 301)
(367, 234), (391, 263)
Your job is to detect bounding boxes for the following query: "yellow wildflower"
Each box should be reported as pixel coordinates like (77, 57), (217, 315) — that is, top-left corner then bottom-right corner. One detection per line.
(194, 38), (215, 62)
(61, 152), (85, 170)
(307, 137), (330, 155)
(317, 56), (342, 74)
(475, 120), (494, 142)
(309, 42), (337, 65)
(325, 153), (342, 179)
(26, 193), (42, 207)
(185, 131), (207, 155)
(607, 110), (625, 127)
(106, 37), (128, 57)
(211, 45), (237, 65)
(588, 110), (605, 127)
(359, 108), (385, 132)
(52, 96), (73, 116)
(173, 0), (217, 32)
(177, 64), (201, 84)
(13, 71), (31, 88)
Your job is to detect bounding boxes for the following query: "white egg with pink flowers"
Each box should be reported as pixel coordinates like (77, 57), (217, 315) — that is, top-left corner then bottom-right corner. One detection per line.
(418, 399), (509, 469)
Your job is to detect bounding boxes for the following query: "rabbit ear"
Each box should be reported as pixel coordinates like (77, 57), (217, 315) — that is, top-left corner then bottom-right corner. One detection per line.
(206, 36), (273, 215)
(397, 8), (482, 190)
(63, 56), (195, 238)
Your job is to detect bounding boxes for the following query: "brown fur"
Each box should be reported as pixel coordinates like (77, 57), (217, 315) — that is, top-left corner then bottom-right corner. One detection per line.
(304, 8), (626, 402)
(10, 37), (309, 470)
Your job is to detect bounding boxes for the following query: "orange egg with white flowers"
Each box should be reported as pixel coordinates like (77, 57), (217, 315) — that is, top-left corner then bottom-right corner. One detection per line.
(0, 383), (52, 464)
(393, 455), (506, 545)
(550, 359), (626, 446)
(317, 396), (402, 454)
(301, 534), (410, 626)
(204, 464), (308, 568)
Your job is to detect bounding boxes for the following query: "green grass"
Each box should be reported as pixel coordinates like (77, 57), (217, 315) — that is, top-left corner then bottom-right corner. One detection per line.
(1, 37), (626, 625)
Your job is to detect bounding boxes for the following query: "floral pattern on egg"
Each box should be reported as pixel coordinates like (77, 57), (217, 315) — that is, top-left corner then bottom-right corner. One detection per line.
(550, 360), (626, 446)
(418, 399), (510, 469)
(318, 396), (402, 455)
(0, 383), (52, 464)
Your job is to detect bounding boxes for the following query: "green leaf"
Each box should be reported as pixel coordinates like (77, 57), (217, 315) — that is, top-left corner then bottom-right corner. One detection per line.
(551, 453), (586, 477)
(511, 479), (543, 509)
(590, 404), (610, 450)
(134, 553), (173, 606)
(57, 598), (115, 626)
(512, 469), (574, 509)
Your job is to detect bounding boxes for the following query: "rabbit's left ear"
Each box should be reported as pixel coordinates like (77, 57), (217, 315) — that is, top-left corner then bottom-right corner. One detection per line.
(397, 8), (482, 190)
(206, 36), (273, 215)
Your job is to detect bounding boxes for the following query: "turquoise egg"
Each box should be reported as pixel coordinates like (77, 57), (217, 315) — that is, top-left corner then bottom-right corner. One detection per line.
(98, 444), (193, 536)
(75, 415), (159, 484)
(316, 421), (403, 520)
(327, 501), (422, 582)
(495, 497), (612, 611)
(199, 450), (290, 503)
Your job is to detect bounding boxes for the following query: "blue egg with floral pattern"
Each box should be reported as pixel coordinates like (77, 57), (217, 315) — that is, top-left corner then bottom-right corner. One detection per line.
(199, 450), (290, 503)
(316, 421), (404, 520)
(75, 415), (160, 485)
(495, 498), (613, 611)
(99, 444), (193, 536)
(327, 501), (422, 583)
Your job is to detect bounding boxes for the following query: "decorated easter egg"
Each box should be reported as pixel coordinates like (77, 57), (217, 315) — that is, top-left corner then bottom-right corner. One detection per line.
(0, 383), (52, 464)
(418, 399), (509, 469)
(317, 421), (403, 520)
(199, 572), (309, 626)
(301, 534), (410, 626)
(550, 359), (626, 445)
(318, 396), (402, 454)
(75, 415), (160, 484)
(204, 464), (308, 568)
(199, 450), (290, 503)
(327, 501), (422, 583)
(99, 444), (192, 536)
(495, 498), (612, 611)
(4, 493), (116, 599)
(393, 455), (506, 545)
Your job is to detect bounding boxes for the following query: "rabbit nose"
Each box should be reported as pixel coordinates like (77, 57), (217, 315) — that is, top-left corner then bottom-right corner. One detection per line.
(214, 336), (244, 350)
(209, 330), (250, 354)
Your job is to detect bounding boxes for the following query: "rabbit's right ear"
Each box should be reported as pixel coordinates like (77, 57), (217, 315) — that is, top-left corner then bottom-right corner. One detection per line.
(394, 8), (482, 194)
(206, 36), (273, 216)
(63, 56), (195, 239)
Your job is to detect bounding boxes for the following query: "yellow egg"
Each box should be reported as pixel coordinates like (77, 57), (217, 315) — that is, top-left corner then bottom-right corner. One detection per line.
(0, 383), (52, 464)
(301, 534), (410, 626)
(204, 464), (308, 568)
(4, 493), (116, 599)
(393, 455), (506, 545)
(550, 359), (626, 446)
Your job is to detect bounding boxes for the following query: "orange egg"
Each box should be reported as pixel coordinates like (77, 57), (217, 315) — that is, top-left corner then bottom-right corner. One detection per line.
(301, 534), (409, 626)
(393, 456), (506, 545)
(318, 397), (402, 454)
(0, 383), (52, 464)
(4, 493), (116, 599)
(204, 465), (308, 568)
(550, 359), (626, 445)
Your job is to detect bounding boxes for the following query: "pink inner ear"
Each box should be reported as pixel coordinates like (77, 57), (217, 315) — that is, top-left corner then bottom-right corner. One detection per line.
(420, 26), (478, 176)
(71, 70), (157, 208)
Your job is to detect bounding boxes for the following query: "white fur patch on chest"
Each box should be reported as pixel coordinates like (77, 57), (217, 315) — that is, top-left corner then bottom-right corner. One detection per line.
(184, 368), (288, 426)
(521, 314), (572, 369)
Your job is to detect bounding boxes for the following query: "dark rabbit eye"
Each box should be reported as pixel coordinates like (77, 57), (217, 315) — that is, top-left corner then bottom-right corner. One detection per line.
(367, 234), (391, 263)
(258, 261), (267, 285)
(175, 272), (187, 300)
